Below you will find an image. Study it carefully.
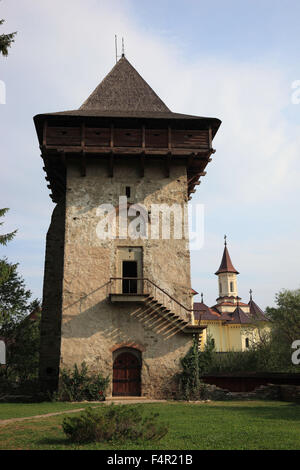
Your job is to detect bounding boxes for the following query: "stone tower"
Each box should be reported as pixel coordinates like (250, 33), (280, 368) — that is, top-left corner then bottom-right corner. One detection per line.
(34, 57), (221, 398)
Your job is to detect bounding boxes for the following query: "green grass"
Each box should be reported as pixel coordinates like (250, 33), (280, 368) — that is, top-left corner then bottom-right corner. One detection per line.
(0, 402), (104, 420)
(0, 401), (300, 450)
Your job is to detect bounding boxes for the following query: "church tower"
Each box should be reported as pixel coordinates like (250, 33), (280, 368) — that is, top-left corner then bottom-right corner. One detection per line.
(215, 236), (240, 304)
(34, 56), (221, 397)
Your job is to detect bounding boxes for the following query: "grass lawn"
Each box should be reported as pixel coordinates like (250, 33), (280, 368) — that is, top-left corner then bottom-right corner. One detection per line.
(0, 401), (300, 450)
(0, 402), (104, 420)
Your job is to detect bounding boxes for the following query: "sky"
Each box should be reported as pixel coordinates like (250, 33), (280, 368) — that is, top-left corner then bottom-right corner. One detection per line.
(0, 0), (300, 309)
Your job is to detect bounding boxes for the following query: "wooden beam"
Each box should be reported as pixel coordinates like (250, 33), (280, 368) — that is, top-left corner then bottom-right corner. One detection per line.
(165, 152), (171, 178)
(81, 121), (86, 148)
(42, 120), (48, 149)
(110, 124), (114, 149)
(80, 150), (86, 177)
(168, 126), (172, 150)
(108, 152), (114, 177)
(140, 152), (145, 178)
(142, 125), (145, 149)
(60, 150), (66, 168)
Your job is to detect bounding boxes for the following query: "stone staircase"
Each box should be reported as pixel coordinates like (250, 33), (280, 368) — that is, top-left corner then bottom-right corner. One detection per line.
(109, 277), (202, 336)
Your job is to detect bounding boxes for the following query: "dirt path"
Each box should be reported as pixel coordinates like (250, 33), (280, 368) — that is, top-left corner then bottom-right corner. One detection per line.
(0, 399), (167, 427)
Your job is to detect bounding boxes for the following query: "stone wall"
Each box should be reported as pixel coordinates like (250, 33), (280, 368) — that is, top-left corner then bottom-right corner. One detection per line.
(39, 200), (65, 392)
(57, 157), (194, 398)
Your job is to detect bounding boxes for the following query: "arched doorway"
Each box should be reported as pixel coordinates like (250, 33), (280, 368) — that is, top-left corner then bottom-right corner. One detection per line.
(113, 350), (141, 396)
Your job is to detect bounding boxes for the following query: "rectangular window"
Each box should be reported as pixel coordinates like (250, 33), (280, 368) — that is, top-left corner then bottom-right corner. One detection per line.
(122, 261), (138, 294)
(245, 338), (249, 348)
(230, 282), (234, 292)
(126, 186), (131, 199)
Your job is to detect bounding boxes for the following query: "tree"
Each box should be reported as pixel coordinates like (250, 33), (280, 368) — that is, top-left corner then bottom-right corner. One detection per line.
(6, 301), (41, 381)
(0, 208), (17, 247)
(0, 208), (17, 285)
(0, 18), (17, 57)
(266, 288), (300, 343)
(0, 260), (32, 332)
(265, 288), (300, 371)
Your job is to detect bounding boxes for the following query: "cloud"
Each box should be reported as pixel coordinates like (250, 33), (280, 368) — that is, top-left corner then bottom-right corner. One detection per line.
(1, 0), (299, 307)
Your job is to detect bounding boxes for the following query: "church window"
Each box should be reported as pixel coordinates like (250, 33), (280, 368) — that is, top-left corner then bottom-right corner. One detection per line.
(245, 338), (249, 348)
(219, 282), (222, 294)
(230, 281), (234, 292)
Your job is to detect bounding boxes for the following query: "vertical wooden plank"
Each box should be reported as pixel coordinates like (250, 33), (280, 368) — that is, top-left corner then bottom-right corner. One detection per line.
(110, 123), (114, 148)
(109, 152), (114, 177)
(168, 126), (172, 150)
(81, 121), (86, 148)
(208, 127), (212, 150)
(142, 125), (145, 149)
(43, 120), (48, 148)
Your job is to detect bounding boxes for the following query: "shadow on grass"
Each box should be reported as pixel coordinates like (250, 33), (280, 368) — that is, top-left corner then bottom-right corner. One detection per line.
(36, 437), (73, 447)
(207, 402), (300, 422)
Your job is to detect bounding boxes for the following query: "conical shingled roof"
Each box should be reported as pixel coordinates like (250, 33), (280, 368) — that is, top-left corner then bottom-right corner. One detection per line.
(80, 57), (170, 113)
(215, 245), (239, 275)
(248, 299), (268, 321)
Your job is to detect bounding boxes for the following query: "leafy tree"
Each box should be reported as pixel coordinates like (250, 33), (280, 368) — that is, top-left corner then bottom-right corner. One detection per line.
(5, 302), (41, 381)
(0, 18), (17, 57)
(265, 288), (300, 371)
(0, 260), (32, 332)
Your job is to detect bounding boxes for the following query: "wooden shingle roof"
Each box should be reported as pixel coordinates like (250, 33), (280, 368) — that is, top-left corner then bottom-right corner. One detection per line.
(80, 57), (170, 113)
(34, 57), (221, 136)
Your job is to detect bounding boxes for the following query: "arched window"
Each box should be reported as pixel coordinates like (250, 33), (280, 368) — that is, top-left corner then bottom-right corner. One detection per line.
(230, 281), (234, 292)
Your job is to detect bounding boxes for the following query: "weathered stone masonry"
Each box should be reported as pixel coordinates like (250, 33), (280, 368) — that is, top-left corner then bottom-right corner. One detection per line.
(35, 56), (221, 397)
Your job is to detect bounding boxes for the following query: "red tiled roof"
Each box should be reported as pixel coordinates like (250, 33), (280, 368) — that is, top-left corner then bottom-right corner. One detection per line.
(248, 299), (269, 321)
(226, 305), (252, 324)
(193, 302), (222, 321)
(215, 245), (239, 275)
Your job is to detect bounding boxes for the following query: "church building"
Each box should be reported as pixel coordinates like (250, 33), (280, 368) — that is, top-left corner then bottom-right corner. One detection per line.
(194, 238), (269, 352)
(34, 55), (221, 398)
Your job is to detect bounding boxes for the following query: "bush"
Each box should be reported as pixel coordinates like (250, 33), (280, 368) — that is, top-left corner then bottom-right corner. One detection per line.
(177, 337), (211, 400)
(62, 404), (169, 443)
(54, 363), (109, 402)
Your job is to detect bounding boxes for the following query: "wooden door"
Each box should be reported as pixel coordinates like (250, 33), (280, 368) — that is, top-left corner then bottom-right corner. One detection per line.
(113, 352), (141, 396)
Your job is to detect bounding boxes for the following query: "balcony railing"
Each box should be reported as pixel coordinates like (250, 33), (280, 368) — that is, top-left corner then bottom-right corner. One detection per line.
(109, 277), (192, 324)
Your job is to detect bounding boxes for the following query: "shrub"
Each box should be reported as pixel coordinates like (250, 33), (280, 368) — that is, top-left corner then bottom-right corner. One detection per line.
(177, 337), (210, 400)
(55, 363), (109, 402)
(62, 404), (169, 443)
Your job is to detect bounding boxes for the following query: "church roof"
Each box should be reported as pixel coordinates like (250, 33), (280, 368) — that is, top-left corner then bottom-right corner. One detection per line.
(215, 244), (239, 275)
(248, 298), (269, 321)
(227, 304), (252, 324)
(193, 302), (222, 321)
(80, 57), (170, 113)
